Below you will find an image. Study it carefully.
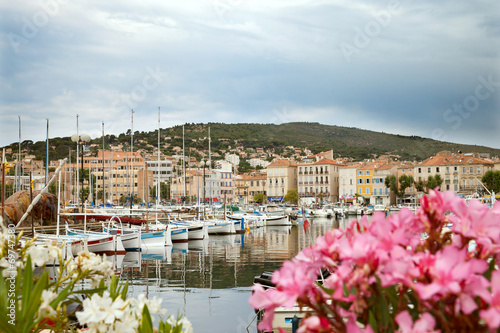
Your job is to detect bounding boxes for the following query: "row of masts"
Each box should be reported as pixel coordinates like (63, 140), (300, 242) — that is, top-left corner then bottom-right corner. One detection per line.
(4, 109), (216, 209)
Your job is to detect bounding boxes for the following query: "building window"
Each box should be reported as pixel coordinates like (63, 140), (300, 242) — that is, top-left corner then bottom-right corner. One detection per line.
(366, 179), (370, 184)
(366, 188), (369, 194)
(477, 167), (481, 174)
(373, 188), (377, 195)
(436, 167), (440, 172)
(358, 179), (363, 184)
(359, 188), (362, 194)
(385, 188), (388, 195)
(428, 167), (431, 173)
(418, 168), (422, 173)
(365, 171), (370, 176)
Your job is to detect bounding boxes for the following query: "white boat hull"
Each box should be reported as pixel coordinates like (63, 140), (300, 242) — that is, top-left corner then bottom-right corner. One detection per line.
(207, 222), (233, 235)
(265, 215), (291, 226)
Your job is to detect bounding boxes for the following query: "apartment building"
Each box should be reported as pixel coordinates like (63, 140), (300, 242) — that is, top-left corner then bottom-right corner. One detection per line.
(145, 159), (173, 186)
(339, 163), (362, 203)
(267, 159), (297, 202)
(60, 150), (150, 205)
(356, 164), (375, 203)
(213, 169), (234, 203)
(297, 159), (342, 203)
(170, 170), (203, 203)
(415, 151), (494, 195)
(234, 173), (267, 204)
(372, 164), (398, 206)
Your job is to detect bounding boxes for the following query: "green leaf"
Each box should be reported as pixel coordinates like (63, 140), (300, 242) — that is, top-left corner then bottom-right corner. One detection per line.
(73, 286), (108, 297)
(20, 256), (34, 320)
(317, 283), (335, 296)
(50, 284), (72, 308)
(374, 277), (392, 331)
(120, 280), (129, 301)
(368, 310), (378, 333)
(22, 271), (48, 333)
(139, 304), (154, 333)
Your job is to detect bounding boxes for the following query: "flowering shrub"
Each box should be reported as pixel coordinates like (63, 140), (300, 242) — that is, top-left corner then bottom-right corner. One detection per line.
(249, 190), (500, 332)
(0, 229), (191, 333)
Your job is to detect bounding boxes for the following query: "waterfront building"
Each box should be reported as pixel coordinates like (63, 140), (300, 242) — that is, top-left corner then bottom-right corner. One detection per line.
(145, 159), (173, 187)
(339, 163), (362, 204)
(59, 150), (153, 205)
(356, 164), (375, 204)
(266, 159), (297, 202)
(372, 164), (398, 206)
(213, 169), (234, 203)
(298, 159), (342, 203)
(234, 173), (267, 205)
(415, 151), (493, 195)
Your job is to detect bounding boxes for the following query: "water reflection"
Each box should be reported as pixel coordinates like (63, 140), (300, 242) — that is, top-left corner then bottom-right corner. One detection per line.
(116, 217), (343, 332)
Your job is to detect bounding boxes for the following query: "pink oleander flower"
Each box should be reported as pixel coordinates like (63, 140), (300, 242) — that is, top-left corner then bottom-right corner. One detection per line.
(413, 245), (488, 301)
(250, 190), (500, 332)
(297, 316), (331, 333)
(395, 311), (439, 333)
(480, 270), (500, 330)
(249, 284), (294, 331)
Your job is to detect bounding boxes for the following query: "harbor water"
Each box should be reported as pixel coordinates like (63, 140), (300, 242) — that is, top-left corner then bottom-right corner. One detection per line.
(110, 217), (350, 332)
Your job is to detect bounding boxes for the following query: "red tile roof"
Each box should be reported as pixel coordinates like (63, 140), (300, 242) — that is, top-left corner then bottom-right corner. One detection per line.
(314, 158), (345, 166)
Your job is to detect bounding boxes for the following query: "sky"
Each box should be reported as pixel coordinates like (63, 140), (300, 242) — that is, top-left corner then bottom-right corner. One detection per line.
(1, 0), (499, 150)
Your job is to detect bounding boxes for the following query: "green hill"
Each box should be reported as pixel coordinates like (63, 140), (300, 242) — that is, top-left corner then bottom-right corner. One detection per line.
(4, 122), (500, 162)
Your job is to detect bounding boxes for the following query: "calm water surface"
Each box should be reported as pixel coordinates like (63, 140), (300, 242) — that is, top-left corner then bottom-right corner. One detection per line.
(110, 217), (351, 332)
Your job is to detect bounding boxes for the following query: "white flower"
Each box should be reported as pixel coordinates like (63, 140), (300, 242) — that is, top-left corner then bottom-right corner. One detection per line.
(71, 252), (114, 280)
(0, 257), (11, 277)
(113, 311), (139, 333)
(166, 315), (193, 333)
(130, 294), (167, 319)
(178, 317), (193, 333)
(26, 246), (52, 267)
(76, 291), (126, 328)
(44, 239), (62, 259)
(38, 290), (57, 318)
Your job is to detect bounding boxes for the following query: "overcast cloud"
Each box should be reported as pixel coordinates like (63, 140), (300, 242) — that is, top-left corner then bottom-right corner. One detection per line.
(1, 0), (499, 149)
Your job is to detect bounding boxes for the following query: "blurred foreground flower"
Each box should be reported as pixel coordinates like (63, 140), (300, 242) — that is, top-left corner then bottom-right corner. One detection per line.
(250, 190), (500, 332)
(0, 228), (191, 333)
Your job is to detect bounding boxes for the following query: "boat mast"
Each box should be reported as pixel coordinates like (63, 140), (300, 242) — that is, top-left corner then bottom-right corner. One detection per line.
(17, 116), (21, 192)
(2, 148), (5, 222)
(183, 125), (186, 200)
(45, 119), (49, 186)
(156, 107), (160, 221)
(76, 114), (80, 206)
(102, 122), (105, 205)
(130, 109), (134, 210)
(209, 126), (212, 205)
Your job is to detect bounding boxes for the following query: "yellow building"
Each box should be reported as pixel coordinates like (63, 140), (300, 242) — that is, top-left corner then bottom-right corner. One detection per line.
(356, 164), (375, 202)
